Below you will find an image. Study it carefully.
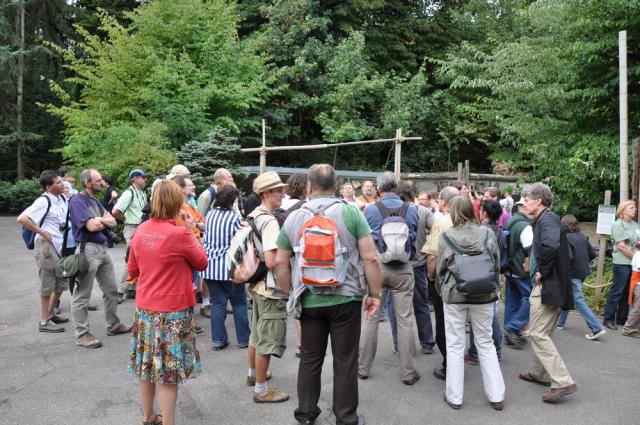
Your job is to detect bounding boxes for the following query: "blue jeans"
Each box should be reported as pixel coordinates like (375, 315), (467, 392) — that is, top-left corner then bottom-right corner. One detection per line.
(503, 275), (531, 333)
(205, 279), (250, 348)
(604, 264), (631, 325)
(557, 278), (603, 333)
(387, 266), (435, 349)
(467, 302), (502, 360)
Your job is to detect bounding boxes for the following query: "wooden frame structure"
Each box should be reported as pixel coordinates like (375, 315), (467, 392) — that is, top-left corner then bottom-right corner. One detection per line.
(241, 122), (422, 176)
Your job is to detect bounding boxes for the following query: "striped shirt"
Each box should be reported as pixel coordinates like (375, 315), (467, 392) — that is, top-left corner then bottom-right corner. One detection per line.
(200, 207), (242, 281)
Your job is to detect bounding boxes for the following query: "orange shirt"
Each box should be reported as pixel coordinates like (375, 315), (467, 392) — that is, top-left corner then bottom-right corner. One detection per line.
(175, 203), (205, 242)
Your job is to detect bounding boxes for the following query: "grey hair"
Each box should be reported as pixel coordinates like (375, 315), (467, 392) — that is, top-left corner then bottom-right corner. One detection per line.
(214, 168), (228, 184)
(440, 186), (459, 204)
(376, 171), (397, 193)
(79, 169), (96, 188)
(522, 183), (553, 207)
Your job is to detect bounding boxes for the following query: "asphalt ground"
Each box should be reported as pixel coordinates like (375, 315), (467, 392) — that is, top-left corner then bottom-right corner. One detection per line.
(0, 216), (637, 425)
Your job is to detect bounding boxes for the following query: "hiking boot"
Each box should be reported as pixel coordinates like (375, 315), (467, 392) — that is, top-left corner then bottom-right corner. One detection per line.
(39, 320), (64, 333)
(106, 323), (133, 336)
(253, 387), (289, 403)
(246, 371), (272, 386)
(76, 333), (102, 349)
(50, 314), (69, 324)
(542, 384), (578, 403)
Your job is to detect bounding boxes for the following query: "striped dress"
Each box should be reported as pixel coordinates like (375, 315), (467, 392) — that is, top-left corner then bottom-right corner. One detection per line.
(201, 207), (242, 281)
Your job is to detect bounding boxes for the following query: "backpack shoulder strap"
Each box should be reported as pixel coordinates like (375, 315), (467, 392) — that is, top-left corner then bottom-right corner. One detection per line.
(441, 232), (460, 255)
(39, 194), (52, 227)
(397, 202), (410, 218)
(375, 201), (392, 218)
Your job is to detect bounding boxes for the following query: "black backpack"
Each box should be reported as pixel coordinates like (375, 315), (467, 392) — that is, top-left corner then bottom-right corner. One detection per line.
(441, 229), (500, 297)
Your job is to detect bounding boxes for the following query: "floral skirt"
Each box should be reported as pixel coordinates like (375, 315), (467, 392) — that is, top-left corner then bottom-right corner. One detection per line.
(128, 307), (202, 384)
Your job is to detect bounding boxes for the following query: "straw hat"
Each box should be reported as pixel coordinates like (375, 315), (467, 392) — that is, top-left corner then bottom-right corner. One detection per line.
(254, 171), (287, 194)
(166, 164), (190, 180)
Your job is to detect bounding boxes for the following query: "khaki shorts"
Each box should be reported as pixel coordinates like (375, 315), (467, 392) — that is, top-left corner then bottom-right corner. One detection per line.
(249, 292), (287, 358)
(34, 238), (68, 296)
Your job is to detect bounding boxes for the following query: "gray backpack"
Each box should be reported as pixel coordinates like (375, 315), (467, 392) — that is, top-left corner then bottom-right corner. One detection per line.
(374, 202), (411, 264)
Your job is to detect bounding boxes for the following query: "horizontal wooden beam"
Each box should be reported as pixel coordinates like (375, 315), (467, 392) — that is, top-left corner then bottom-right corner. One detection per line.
(241, 136), (422, 153)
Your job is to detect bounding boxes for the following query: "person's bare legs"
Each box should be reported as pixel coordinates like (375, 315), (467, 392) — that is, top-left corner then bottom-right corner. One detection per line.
(137, 380), (156, 422)
(255, 353), (271, 384)
(248, 344), (257, 369)
(158, 383), (178, 425)
(47, 291), (63, 319)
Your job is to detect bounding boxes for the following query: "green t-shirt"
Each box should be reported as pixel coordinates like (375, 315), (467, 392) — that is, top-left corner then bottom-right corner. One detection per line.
(611, 219), (640, 265)
(276, 196), (371, 308)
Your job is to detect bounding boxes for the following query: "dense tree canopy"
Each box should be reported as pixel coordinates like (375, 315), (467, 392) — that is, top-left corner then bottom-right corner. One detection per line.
(0, 0), (638, 216)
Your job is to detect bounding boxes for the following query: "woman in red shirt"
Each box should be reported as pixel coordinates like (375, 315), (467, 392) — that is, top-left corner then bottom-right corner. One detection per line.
(127, 180), (208, 425)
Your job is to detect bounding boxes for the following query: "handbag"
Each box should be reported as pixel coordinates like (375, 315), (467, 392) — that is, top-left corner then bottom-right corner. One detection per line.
(55, 233), (88, 279)
(441, 229), (500, 297)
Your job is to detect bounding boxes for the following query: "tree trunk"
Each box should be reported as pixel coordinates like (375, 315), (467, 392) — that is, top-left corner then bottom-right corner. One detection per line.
(16, 4), (25, 179)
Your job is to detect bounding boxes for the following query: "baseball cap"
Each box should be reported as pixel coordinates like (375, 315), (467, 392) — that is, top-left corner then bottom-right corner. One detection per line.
(128, 169), (147, 180)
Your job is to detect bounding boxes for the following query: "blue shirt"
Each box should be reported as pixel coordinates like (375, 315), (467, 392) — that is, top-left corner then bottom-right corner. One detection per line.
(69, 192), (108, 244)
(364, 194), (419, 256)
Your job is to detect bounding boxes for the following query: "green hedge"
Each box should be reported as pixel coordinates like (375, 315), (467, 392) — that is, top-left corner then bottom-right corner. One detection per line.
(0, 179), (44, 215)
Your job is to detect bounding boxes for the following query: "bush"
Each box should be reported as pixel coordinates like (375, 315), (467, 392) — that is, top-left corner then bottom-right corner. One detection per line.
(0, 179), (43, 215)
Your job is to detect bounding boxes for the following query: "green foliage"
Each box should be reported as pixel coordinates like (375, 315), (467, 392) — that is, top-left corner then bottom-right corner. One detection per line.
(176, 128), (246, 189)
(46, 0), (271, 180)
(0, 179), (43, 214)
(584, 258), (613, 315)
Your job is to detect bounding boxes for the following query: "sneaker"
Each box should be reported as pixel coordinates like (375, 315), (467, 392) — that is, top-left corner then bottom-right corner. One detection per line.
(87, 302), (98, 311)
(432, 367), (446, 381)
(39, 320), (64, 333)
(503, 331), (515, 345)
(76, 333), (102, 349)
(246, 371), (272, 386)
(253, 387), (289, 403)
(603, 321), (617, 331)
(421, 346), (434, 355)
(195, 325), (204, 335)
(50, 314), (69, 324)
(464, 354), (479, 366)
(556, 324), (565, 330)
(200, 304), (211, 318)
(402, 373), (420, 386)
(392, 345), (399, 355)
(585, 329), (606, 340)
(106, 323), (133, 336)
(117, 292), (125, 304)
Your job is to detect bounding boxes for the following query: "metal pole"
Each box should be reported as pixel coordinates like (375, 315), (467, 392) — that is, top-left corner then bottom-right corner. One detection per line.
(259, 119), (266, 175)
(620, 30), (628, 201)
(394, 128), (402, 176)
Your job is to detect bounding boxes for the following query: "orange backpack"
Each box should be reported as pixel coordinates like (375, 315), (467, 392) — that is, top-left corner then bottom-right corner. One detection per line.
(295, 203), (347, 287)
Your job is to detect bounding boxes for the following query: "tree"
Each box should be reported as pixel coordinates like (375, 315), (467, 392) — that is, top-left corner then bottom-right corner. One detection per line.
(46, 0), (272, 184)
(177, 128), (245, 188)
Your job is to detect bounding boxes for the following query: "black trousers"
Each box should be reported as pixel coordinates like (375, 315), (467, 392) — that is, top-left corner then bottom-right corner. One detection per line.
(428, 281), (446, 369)
(294, 301), (361, 425)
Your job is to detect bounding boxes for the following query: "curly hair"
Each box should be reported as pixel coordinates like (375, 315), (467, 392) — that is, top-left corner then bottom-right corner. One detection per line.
(286, 173), (308, 200)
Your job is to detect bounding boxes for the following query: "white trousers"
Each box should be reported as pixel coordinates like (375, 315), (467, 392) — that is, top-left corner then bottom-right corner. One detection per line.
(444, 302), (505, 405)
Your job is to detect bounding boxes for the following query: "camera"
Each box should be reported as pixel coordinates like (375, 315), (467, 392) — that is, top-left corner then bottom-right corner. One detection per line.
(104, 230), (122, 245)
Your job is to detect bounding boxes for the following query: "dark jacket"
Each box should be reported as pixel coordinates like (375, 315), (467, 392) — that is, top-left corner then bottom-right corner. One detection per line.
(504, 213), (531, 277)
(567, 232), (596, 280)
(532, 209), (573, 309)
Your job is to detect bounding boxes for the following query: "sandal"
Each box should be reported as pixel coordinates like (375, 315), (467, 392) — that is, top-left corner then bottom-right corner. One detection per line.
(142, 413), (162, 425)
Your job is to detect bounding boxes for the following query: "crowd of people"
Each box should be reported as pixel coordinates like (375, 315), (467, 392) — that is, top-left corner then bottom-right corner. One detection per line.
(17, 164), (640, 425)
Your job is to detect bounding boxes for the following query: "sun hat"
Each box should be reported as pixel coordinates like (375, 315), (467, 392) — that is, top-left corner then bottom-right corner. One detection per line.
(254, 171), (288, 194)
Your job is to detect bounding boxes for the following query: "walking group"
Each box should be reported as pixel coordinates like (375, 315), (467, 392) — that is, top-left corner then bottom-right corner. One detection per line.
(18, 163), (640, 425)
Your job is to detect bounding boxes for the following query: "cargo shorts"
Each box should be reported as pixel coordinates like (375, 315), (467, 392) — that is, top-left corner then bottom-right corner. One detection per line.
(249, 292), (287, 358)
(34, 238), (68, 296)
